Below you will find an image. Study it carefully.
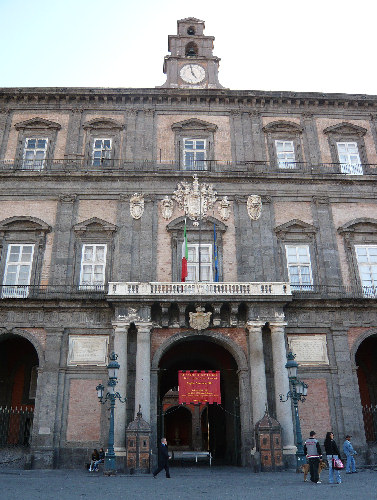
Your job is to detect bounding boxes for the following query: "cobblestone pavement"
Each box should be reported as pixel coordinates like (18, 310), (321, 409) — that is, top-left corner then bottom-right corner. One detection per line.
(0, 467), (376, 500)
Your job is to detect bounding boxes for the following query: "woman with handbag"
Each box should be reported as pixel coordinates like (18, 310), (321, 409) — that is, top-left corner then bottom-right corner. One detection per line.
(324, 432), (343, 484)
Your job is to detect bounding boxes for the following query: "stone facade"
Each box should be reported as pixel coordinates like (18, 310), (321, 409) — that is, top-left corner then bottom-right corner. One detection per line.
(0, 17), (377, 470)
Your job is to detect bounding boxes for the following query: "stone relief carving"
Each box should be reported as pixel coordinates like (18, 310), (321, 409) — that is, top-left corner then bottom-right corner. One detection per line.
(189, 306), (212, 330)
(161, 196), (173, 220)
(117, 307), (141, 323)
(173, 174), (217, 226)
(217, 196), (231, 221)
(130, 193), (144, 219)
(247, 195), (262, 220)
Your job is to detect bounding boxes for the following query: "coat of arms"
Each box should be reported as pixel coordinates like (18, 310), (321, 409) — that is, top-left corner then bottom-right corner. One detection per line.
(130, 193), (144, 219)
(161, 196), (173, 220)
(218, 196), (231, 221)
(247, 195), (262, 221)
(173, 174), (217, 226)
(189, 306), (212, 330)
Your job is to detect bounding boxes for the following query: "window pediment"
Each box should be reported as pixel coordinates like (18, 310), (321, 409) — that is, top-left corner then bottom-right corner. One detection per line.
(167, 215), (226, 234)
(83, 118), (124, 131)
(171, 118), (218, 132)
(323, 122), (367, 137)
(338, 218), (377, 235)
(263, 121), (303, 134)
(14, 117), (61, 131)
(73, 217), (117, 236)
(0, 216), (51, 234)
(275, 219), (317, 239)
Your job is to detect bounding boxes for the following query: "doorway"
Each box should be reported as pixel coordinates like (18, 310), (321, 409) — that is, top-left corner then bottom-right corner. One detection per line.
(157, 335), (241, 464)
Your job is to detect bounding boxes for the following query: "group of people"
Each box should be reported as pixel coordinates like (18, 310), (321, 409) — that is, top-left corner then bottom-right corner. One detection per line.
(89, 448), (105, 472)
(304, 431), (358, 484)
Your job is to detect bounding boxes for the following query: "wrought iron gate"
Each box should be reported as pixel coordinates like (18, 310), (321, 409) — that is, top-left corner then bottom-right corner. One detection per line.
(0, 406), (34, 447)
(362, 404), (377, 442)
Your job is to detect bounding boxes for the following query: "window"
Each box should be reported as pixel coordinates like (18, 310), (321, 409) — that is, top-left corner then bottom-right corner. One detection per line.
(285, 245), (313, 290)
(186, 244), (213, 282)
(22, 138), (48, 170)
(184, 138), (206, 170)
(263, 121), (304, 169)
(92, 138), (112, 167)
(2, 244), (34, 298)
(79, 244), (107, 290)
(275, 140), (295, 169)
(336, 142), (363, 175)
(355, 245), (377, 296)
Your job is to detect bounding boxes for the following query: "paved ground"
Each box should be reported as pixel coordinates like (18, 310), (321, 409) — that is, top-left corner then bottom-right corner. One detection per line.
(0, 466), (376, 500)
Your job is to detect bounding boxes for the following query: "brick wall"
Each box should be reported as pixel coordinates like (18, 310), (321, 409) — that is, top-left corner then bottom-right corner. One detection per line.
(273, 201), (313, 227)
(66, 379), (101, 442)
(77, 200), (117, 225)
(299, 378), (331, 443)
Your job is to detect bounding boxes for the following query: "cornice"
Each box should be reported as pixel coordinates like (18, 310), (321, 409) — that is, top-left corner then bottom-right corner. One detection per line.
(1, 87), (377, 111)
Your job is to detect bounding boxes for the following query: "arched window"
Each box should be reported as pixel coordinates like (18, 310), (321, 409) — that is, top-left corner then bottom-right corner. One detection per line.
(185, 42), (198, 57)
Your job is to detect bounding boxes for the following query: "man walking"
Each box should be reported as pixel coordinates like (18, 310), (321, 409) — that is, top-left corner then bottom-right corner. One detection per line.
(343, 435), (357, 474)
(153, 437), (171, 479)
(304, 431), (322, 483)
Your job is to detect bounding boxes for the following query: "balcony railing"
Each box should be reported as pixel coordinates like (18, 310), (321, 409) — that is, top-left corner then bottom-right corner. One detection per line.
(0, 283), (375, 300)
(107, 281), (291, 297)
(0, 285), (107, 300)
(0, 159), (377, 176)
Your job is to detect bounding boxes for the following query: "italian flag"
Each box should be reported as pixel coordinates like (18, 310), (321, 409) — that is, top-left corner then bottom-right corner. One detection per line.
(181, 219), (188, 282)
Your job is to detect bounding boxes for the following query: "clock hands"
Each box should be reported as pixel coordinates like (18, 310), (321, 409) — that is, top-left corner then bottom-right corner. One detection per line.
(189, 65), (196, 78)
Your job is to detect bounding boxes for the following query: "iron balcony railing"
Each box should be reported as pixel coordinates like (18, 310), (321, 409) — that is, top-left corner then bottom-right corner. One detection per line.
(0, 284), (107, 300)
(0, 158), (376, 176)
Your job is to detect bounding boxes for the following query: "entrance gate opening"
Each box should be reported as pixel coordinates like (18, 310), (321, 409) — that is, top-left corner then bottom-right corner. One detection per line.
(356, 334), (377, 441)
(158, 336), (240, 465)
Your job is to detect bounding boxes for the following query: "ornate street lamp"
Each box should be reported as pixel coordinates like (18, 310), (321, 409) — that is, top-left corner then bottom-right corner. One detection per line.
(96, 352), (126, 474)
(280, 351), (308, 470)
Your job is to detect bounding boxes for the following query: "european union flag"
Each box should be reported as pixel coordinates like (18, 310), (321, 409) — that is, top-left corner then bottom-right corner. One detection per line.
(214, 223), (219, 282)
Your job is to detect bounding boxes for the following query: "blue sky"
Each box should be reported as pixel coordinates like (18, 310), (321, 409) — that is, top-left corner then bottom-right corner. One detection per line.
(1, 0), (376, 95)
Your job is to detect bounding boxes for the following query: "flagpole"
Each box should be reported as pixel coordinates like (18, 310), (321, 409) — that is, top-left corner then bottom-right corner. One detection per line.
(199, 184), (202, 282)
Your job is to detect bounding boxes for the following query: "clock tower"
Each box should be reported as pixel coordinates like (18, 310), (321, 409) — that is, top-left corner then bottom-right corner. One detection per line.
(159, 18), (224, 89)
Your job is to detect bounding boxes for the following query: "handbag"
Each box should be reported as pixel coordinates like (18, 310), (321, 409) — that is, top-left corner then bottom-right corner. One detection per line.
(332, 458), (344, 470)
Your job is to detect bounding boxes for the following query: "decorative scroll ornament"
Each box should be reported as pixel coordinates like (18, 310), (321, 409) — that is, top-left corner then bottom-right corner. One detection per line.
(189, 306), (212, 330)
(130, 193), (144, 220)
(161, 196), (173, 221)
(247, 195), (262, 221)
(218, 196), (231, 221)
(173, 174), (217, 226)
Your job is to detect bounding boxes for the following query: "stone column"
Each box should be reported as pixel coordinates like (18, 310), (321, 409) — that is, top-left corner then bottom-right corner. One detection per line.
(269, 321), (296, 454)
(113, 322), (128, 451)
(246, 321), (268, 424)
(134, 322), (152, 423)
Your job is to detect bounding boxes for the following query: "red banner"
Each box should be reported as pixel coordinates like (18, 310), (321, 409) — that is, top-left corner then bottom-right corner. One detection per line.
(178, 370), (221, 404)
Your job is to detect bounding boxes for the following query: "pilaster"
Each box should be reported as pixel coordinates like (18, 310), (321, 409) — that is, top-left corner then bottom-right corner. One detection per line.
(134, 321), (153, 423)
(246, 321), (268, 424)
(113, 322), (129, 451)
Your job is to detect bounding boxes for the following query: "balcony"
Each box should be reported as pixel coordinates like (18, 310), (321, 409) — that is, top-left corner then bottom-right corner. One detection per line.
(107, 281), (291, 301)
(0, 158), (377, 176)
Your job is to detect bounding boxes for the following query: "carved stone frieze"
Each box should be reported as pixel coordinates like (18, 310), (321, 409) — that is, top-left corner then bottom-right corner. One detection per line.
(130, 193), (144, 219)
(173, 174), (217, 226)
(189, 306), (212, 330)
(247, 195), (262, 220)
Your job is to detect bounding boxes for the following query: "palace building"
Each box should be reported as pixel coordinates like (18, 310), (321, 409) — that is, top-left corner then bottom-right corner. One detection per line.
(0, 17), (377, 470)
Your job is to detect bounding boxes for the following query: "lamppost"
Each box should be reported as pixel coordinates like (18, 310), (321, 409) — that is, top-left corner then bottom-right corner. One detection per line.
(96, 352), (126, 474)
(279, 351), (308, 470)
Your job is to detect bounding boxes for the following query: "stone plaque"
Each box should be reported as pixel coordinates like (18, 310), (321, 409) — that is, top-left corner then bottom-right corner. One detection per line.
(287, 335), (329, 365)
(67, 335), (109, 366)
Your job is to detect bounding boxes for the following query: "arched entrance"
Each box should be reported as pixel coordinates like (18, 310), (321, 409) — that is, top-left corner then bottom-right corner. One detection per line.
(0, 334), (39, 448)
(356, 334), (377, 442)
(157, 335), (241, 465)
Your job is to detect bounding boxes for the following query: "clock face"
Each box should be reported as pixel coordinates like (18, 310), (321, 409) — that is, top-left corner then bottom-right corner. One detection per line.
(180, 64), (206, 84)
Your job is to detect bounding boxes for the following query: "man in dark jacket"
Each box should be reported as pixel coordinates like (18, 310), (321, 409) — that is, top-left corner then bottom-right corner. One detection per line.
(304, 431), (322, 483)
(153, 437), (171, 478)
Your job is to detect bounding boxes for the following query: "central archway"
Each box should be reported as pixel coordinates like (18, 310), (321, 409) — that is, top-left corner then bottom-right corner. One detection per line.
(156, 334), (242, 465)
